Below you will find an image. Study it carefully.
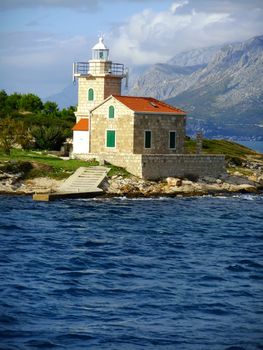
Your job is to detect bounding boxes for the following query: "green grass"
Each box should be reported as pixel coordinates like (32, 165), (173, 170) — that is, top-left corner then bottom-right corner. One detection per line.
(185, 139), (258, 158)
(0, 149), (99, 179)
(0, 149), (132, 179)
(185, 138), (263, 170)
(106, 164), (132, 178)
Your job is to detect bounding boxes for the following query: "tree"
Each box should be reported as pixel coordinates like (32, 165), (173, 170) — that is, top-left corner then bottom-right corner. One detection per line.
(60, 105), (76, 122)
(19, 93), (43, 112)
(15, 121), (34, 150)
(43, 101), (59, 115)
(0, 90), (8, 112)
(0, 118), (18, 154)
(5, 93), (22, 113)
(31, 126), (65, 150)
(0, 118), (34, 154)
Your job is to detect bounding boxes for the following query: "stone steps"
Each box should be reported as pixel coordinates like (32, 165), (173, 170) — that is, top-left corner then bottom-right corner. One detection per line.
(58, 166), (109, 193)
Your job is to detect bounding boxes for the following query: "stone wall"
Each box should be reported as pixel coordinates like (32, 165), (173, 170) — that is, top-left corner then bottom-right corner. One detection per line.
(88, 153), (226, 180)
(77, 76), (103, 114)
(133, 114), (185, 154)
(76, 75), (122, 118)
(140, 154), (225, 180)
(104, 76), (122, 99)
(92, 153), (143, 177)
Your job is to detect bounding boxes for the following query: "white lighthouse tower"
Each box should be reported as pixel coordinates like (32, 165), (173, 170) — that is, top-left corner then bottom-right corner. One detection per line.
(72, 35), (126, 155)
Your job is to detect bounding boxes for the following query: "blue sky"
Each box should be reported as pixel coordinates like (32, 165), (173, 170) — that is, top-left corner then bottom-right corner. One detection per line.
(0, 0), (262, 98)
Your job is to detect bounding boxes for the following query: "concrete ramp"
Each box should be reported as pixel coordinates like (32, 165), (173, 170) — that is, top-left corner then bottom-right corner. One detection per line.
(58, 166), (109, 193)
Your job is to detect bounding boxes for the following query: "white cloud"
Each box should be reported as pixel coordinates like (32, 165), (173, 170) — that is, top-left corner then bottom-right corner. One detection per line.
(108, 1), (263, 65)
(170, 1), (189, 14)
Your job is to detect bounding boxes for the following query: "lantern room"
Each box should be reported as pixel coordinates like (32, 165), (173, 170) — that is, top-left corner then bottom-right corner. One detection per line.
(92, 36), (109, 60)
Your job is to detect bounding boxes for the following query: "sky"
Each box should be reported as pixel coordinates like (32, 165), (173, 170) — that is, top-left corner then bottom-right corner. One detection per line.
(0, 0), (263, 98)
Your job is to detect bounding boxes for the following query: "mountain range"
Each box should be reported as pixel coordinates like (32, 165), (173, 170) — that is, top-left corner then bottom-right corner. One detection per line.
(47, 35), (263, 140)
(130, 35), (263, 139)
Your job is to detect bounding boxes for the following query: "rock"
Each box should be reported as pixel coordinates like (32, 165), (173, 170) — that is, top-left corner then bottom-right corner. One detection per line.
(225, 175), (256, 186)
(109, 181), (120, 190)
(182, 180), (193, 186)
(202, 176), (217, 183)
(166, 177), (182, 187)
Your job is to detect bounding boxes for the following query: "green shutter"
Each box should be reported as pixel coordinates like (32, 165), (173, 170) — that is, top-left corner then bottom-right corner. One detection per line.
(88, 88), (94, 101)
(169, 132), (176, 149)
(145, 131), (151, 148)
(106, 130), (115, 148)
(109, 105), (115, 119)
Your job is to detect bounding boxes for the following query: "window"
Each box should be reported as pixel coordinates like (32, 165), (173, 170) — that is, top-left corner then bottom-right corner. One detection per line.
(106, 130), (116, 148)
(108, 105), (115, 119)
(144, 130), (152, 149)
(169, 131), (176, 149)
(88, 88), (94, 101)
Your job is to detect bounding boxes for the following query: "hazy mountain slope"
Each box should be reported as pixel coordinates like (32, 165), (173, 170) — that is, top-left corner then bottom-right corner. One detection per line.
(130, 35), (263, 138)
(167, 45), (221, 66)
(44, 84), (78, 109)
(129, 45), (221, 99)
(166, 36), (263, 124)
(129, 63), (206, 100)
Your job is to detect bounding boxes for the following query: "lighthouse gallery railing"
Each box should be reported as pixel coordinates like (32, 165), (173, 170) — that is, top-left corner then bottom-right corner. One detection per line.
(73, 61), (125, 81)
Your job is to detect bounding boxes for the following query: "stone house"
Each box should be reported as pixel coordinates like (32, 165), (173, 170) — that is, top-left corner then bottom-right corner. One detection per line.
(72, 36), (225, 179)
(89, 95), (186, 155)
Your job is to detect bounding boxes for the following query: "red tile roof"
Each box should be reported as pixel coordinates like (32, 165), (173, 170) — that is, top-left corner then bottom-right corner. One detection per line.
(113, 95), (186, 115)
(72, 118), (89, 131)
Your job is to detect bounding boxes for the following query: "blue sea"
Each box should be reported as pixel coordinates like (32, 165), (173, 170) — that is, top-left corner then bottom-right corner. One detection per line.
(237, 141), (263, 154)
(0, 195), (263, 350)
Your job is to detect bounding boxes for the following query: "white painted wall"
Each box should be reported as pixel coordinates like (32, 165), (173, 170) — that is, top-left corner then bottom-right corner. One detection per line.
(73, 131), (89, 154)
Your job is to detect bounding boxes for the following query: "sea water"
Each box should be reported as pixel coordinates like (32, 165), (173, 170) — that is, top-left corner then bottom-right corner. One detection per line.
(236, 141), (263, 154)
(0, 195), (262, 350)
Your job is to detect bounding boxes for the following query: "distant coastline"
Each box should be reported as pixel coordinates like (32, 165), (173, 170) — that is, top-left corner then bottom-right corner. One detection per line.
(236, 140), (263, 154)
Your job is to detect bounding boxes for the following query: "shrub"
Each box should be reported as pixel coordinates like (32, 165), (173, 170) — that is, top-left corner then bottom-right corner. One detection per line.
(0, 118), (18, 154)
(31, 126), (65, 150)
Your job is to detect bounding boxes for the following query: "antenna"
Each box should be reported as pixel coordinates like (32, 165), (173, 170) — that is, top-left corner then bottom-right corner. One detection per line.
(98, 31), (104, 41)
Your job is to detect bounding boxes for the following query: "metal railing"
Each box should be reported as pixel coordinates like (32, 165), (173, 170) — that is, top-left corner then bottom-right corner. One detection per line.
(73, 61), (125, 80)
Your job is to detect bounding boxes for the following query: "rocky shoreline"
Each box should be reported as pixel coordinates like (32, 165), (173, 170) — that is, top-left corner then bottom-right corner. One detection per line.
(1, 169), (262, 198)
(102, 172), (263, 197)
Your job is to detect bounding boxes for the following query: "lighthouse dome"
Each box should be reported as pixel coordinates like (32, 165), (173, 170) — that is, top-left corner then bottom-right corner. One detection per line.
(92, 36), (109, 60)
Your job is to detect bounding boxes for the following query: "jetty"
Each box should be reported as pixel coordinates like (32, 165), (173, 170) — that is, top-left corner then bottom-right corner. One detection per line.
(33, 166), (109, 201)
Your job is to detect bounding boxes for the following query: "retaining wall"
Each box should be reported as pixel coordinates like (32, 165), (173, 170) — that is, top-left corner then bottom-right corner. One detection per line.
(141, 154), (225, 179)
(87, 153), (225, 180)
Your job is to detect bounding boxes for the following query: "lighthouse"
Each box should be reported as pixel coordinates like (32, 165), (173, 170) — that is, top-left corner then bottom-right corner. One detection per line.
(72, 35), (126, 155)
